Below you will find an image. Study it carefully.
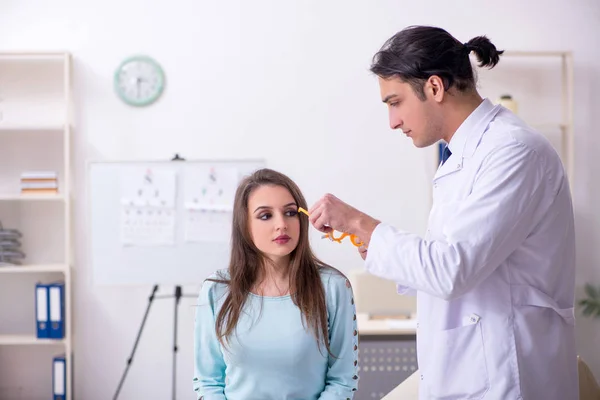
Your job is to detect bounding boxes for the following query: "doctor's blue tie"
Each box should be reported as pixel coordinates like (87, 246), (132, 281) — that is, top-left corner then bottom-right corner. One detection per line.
(441, 145), (452, 165)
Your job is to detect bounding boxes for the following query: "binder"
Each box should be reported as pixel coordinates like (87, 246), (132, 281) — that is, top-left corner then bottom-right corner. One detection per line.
(52, 355), (66, 400)
(35, 284), (50, 339)
(49, 283), (65, 339)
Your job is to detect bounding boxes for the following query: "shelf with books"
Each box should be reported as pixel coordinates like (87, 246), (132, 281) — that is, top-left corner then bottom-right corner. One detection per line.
(0, 52), (72, 400)
(0, 133), (65, 198)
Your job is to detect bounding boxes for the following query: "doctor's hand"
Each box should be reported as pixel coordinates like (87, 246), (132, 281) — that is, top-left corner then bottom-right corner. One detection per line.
(308, 193), (359, 234)
(358, 245), (368, 260)
(308, 193), (380, 249)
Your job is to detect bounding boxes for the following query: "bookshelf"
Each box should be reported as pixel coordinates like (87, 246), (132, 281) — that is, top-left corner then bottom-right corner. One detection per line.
(0, 52), (72, 400)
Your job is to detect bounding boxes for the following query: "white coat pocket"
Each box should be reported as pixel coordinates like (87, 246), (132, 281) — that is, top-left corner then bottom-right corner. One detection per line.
(427, 321), (490, 399)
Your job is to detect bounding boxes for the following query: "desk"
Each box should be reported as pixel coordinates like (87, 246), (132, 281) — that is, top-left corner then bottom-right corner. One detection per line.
(356, 313), (417, 336)
(381, 370), (420, 399)
(356, 313), (418, 400)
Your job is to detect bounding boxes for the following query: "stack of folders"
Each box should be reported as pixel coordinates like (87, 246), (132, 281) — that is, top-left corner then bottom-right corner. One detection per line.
(0, 224), (25, 266)
(53, 354), (66, 400)
(20, 171), (58, 195)
(35, 282), (65, 340)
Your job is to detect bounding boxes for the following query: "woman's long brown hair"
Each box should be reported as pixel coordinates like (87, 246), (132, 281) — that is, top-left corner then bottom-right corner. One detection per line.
(208, 168), (339, 356)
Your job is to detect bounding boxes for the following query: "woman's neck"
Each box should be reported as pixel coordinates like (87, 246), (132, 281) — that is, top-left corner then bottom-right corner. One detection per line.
(264, 258), (289, 279)
(254, 258), (291, 297)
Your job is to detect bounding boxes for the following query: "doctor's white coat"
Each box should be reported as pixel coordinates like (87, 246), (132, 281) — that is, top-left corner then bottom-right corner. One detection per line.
(365, 99), (578, 399)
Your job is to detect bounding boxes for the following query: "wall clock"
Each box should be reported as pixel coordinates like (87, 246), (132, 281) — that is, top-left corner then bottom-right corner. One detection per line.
(114, 55), (165, 107)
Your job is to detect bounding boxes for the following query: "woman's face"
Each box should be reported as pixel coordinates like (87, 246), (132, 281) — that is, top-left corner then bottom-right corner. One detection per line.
(247, 184), (300, 265)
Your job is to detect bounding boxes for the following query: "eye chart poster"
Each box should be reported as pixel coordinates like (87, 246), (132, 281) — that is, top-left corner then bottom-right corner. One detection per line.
(182, 165), (238, 243)
(119, 167), (177, 246)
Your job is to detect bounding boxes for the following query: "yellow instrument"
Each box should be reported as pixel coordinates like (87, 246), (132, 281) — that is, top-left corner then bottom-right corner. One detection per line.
(297, 207), (364, 247)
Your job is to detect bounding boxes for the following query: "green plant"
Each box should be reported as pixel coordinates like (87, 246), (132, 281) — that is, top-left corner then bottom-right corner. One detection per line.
(579, 284), (600, 318)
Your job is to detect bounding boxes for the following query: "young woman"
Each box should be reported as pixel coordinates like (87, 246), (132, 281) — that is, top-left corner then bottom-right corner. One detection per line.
(193, 168), (359, 400)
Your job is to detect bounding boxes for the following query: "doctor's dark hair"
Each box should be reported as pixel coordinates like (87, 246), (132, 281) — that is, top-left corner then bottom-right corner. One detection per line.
(206, 168), (346, 358)
(370, 25), (504, 99)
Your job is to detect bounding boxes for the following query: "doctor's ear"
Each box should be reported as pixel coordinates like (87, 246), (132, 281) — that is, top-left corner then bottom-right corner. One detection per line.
(425, 75), (445, 103)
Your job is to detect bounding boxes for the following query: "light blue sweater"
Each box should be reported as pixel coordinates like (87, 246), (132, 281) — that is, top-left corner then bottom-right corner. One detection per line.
(193, 268), (359, 400)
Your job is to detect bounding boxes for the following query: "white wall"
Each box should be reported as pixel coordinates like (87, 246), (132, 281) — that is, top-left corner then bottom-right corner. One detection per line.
(1, 1), (599, 399)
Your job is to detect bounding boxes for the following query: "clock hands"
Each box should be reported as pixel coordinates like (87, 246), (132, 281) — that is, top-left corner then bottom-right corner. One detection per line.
(134, 76), (149, 99)
(115, 56), (164, 106)
(136, 77), (141, 99)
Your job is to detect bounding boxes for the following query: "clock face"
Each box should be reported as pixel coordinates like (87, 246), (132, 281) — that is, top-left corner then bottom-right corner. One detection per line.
(114, 55), (165, 106)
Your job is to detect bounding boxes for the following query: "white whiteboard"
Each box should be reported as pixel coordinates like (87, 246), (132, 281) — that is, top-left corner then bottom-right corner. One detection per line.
(87, 159), (265, 285)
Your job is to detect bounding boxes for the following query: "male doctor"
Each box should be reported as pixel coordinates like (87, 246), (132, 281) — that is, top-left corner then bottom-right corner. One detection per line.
(308, 26), (578, 399)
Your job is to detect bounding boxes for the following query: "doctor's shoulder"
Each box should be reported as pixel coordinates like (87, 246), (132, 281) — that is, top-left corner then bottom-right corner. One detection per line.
(478, 129), (568, 204)
(487, 114), (563, 165)
(481, 119), (564, 174)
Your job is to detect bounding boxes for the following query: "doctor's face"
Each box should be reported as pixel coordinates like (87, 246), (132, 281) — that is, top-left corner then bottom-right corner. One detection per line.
(379, 77), (443, 148)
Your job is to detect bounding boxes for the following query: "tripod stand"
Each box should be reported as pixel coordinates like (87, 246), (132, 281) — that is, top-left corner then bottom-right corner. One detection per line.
(113, 285), (197, 400)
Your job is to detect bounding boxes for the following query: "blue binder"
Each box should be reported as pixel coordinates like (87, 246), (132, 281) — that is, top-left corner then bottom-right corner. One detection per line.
(48, 283), (65, 339)
(35, 283), (50, 339)
(52, 354), (66, 400)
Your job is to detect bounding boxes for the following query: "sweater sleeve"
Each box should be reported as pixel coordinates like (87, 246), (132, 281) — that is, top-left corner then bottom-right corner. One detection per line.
(318, 272), (360, 399)
(193, 279), (227, 400)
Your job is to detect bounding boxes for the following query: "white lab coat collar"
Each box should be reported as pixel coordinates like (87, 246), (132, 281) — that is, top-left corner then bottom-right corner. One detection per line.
(434, 98), (502, 181)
